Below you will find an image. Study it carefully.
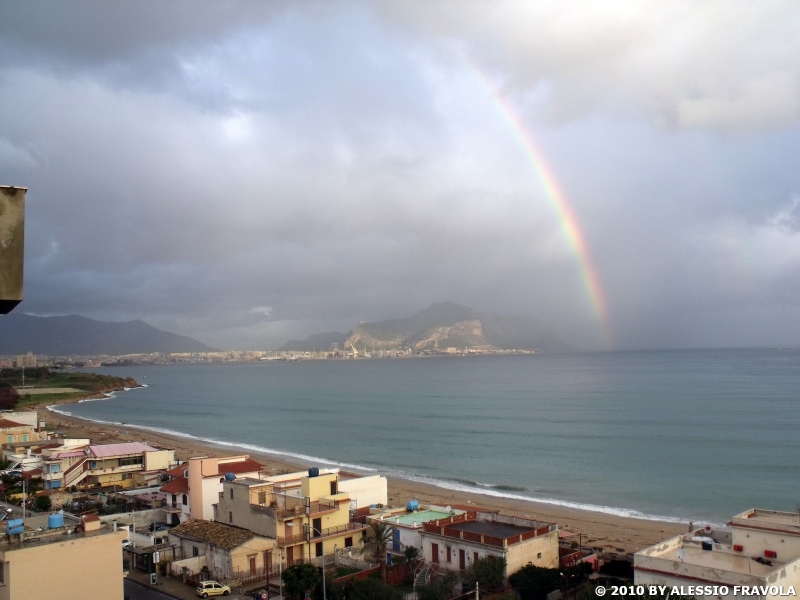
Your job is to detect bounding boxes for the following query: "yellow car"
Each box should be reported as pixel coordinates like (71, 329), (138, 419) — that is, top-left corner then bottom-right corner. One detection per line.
(196, 580), (231, 597)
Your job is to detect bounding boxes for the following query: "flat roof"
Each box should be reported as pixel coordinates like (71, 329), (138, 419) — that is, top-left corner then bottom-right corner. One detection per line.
(385, 510), (454, 526)
(448, 520), (531, 538)
(650, 542), (782, 577)
(731, 509), (800, 533)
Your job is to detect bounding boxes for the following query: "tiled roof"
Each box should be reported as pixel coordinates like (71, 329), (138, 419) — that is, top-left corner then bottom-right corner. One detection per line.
(0, 418), (29, 429)
(161, 478), (189, 494)
(87, 442), (157, 458)
(82, 514), (100, 522)
(168, 520), (256, 551)
(165, 465), (188, 477)
(214, 458), (263, 477)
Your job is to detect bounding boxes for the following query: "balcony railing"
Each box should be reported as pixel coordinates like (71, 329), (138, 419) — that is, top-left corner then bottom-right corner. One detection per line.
(277, 521), (368, 546)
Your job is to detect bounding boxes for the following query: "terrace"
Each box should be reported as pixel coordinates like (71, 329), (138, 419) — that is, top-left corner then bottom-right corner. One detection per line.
(422, 511), (556, 548)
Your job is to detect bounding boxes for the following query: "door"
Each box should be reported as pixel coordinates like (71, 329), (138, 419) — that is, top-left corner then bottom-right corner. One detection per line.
(393, 529), (401, 552)
(286, 545), (294, 566)
(312, 517), (322, 538)
(250, 556), (256, 576)
(431, 543), (439, 564)
(285, 522), (294, 541)
(264, 550), (272, 577)
(459, 549), (466, 571)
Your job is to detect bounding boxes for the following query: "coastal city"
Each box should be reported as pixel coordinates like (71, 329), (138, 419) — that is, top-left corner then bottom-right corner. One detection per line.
(2, 403), (798, 600)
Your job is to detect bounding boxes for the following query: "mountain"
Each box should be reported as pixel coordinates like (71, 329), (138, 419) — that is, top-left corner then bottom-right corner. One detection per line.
(0, 313), (217, 355)
(314, 302), (575, 353)
(279, 331), (348, 352)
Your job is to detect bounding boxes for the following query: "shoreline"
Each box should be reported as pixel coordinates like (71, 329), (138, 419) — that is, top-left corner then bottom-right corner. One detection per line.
(37, 389), (688, 557)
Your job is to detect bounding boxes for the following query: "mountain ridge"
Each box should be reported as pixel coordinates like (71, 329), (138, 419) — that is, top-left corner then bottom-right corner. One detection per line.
(282, 302), (575, 353)
(0, 313), (217, 355)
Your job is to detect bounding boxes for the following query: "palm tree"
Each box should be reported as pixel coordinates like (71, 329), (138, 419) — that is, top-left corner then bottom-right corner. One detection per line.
(361, 521), (395, 582)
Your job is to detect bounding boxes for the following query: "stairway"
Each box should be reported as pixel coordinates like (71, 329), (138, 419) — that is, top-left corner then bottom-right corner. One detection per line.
(413, 563), (432, 591)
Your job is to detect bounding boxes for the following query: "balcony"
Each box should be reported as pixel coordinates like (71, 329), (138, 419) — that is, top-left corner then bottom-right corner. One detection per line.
(277, 521), (368, 546)
(276, 498), (339, 520)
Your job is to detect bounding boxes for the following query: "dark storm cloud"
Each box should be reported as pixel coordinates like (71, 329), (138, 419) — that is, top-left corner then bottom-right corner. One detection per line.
(2, 1), (800, 350)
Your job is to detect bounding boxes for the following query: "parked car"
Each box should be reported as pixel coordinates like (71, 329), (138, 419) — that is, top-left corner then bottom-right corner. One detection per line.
(196, 581), (231, 597)
(122, 539), (132, 549)
(148, 522), (169, 532)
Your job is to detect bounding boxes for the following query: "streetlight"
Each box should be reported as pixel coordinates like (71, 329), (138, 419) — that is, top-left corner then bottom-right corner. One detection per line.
(307, 525), (327, 600)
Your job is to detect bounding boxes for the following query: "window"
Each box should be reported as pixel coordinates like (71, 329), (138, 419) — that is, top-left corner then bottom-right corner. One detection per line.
(0, 561), (4, 584)
(258, 490), (267, 505)
(230, 488), (234, 500)
(22, 435), (27, 442)
(119, 456), (144, 467)
(182, 494), (188, 505)
(537, 552), (542, 559)
(344, 537), (353, 548)
(330, 481), (337, 495)
(5, 436), (11, 444)
(192, 546), (199, 557)
(229, 511), (233, 524)
(446, 546), (452, 563)
(474, 552), (479, 564)
(315, 542), (323, 557)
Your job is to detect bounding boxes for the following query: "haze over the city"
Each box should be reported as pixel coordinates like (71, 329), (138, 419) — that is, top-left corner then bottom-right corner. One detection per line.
(2, 1), (799, 351)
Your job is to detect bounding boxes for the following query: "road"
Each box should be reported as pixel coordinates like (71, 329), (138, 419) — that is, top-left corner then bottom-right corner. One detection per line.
(124, 579), (178, 600)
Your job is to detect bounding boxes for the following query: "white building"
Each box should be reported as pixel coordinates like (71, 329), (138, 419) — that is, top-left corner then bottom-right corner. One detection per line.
(635, 509), (800, 600)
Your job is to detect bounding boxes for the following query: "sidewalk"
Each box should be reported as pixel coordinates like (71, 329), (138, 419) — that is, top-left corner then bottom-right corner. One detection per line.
(126, 569), (284, 600)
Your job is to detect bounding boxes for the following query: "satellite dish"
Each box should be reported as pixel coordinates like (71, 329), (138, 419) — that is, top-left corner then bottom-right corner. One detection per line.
(677, 549), (687, 561)
(445, 506), (452, 512)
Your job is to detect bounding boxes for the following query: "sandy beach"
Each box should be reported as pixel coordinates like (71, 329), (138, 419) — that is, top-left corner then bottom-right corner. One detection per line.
(30, 389), (688, 558)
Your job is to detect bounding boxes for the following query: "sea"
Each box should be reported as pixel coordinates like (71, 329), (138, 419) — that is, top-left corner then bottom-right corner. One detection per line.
(54, 349), (800, 525)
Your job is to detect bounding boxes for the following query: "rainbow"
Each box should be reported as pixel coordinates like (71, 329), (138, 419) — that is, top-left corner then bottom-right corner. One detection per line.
(468, 64), (611, 343)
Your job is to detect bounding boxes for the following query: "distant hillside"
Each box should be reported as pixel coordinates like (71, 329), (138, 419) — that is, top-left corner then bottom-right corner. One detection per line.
(0, 313), (217, 355)
(279, 331), (348, 352)
(295, 302), (574, 353)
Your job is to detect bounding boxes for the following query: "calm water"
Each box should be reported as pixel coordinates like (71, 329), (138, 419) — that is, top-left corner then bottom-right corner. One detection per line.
(58, 349), (800, 524)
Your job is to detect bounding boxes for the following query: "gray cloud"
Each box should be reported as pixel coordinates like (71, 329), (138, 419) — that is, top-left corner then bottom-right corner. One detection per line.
(2, 1), (800, 350)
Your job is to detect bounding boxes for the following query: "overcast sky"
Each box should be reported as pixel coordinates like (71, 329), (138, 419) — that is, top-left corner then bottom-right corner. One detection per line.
(2, 1), (800, 351)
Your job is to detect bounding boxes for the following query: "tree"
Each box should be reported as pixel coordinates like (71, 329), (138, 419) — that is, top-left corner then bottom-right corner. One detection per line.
(404, 545), (420, 563)
(0, 385), (18, 410)
(509, 562), (592, 600)
(343, 578), (404, 600)
(35, 495), (52, 512)
(282, 563), (320, 600)
(416, 572), (459, 600)
(464, 555), (506, 593)
(360, 521), (395, 582)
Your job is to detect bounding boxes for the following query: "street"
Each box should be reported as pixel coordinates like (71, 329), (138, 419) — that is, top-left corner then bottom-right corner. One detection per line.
(124, 579), (177, 600)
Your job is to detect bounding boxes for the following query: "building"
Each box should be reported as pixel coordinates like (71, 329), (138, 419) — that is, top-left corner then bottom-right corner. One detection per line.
(419, 511), (559, 578)
(0, 511), (126, 599)
(214, 469), (372, 569)
(167, 519), (276, 584)
(43, 441), (175, 490)
(634, 509), (800, 599)
(161, 455), (263, 524)
(367, 503), (471, 555)
(0, 418), (43, 447)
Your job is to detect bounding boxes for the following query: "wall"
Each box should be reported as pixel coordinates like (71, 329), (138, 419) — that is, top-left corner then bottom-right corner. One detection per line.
(338, 475), (388, 508)
(216, 481), (277, 538)
(301, 473), (337, 501)
(0, 529), (125, 600)
(506, 531), (559, 572)
(144, 449), (175, 471)
(731, 527), (800, 562)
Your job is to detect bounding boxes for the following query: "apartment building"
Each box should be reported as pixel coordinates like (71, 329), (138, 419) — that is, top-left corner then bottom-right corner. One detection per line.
(214, 469), (374, 569)
(43, 441), (174, 490)
(161, 455), (263, 524)
(635, 508), (800, 600)
(0, 512), (126, 600)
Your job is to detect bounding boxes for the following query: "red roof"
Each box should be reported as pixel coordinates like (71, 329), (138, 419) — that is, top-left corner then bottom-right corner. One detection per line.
(165, 465), (188, 477)
(161, 478), (189, 494)
(0, 418), (28, 429)
(213, 458), (262, 477)
(82, 514), (100, 522)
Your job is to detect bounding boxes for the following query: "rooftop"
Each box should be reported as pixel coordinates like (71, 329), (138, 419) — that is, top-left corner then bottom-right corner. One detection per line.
(730, 509), (800, 535)
(161, 478), (189, 494)
(87, 442), (158, 458)
(0, 523), (118, 553)
(384, 510), (457, 527)
(636, 533), (784, 580)
(449, 520), (532, 538)
(212, 458), (263, 477)
(0, 418), (29, 428)
(168, 520), (257, 551)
